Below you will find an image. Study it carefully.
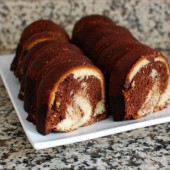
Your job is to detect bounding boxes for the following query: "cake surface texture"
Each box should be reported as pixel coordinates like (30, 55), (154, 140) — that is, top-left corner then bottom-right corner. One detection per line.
(11, 19), (69, 72)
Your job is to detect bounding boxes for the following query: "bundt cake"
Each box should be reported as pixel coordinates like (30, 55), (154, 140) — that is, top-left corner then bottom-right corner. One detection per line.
(11, 19), (107, 135)
(72, 14), (170, 121)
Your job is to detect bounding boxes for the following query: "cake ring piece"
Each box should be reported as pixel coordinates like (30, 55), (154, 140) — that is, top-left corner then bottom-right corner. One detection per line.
(36, 63), (107, 135)
(109, 48), (170, 120)
(72, 14), (170, 120)
(11, 19), (108, 135)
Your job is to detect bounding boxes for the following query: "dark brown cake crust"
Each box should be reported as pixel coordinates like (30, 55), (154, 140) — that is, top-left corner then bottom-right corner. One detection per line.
(11, 19), (68, 71)
(72, 14), (114, 45)
(15, 31), (69, 79)
(18, 41), (83, 100)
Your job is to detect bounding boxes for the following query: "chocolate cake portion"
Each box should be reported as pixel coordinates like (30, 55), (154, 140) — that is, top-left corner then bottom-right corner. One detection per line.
(11, 19), (107, 135)
(72, 14), (170, 121)
(36, 63), (107, 135)
(11, 19), (68, 72)
(15, 31), (69, 79)
(72, 14), (114, 46)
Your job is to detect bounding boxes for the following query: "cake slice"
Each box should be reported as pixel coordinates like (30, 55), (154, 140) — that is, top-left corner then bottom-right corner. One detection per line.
(12, 18), (108, 135)
(36, 62), (107, 135)
(72, 14), (170, 120)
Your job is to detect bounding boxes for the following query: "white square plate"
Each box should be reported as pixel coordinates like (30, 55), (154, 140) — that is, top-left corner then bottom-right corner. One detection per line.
(0, 54), (170, 150)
